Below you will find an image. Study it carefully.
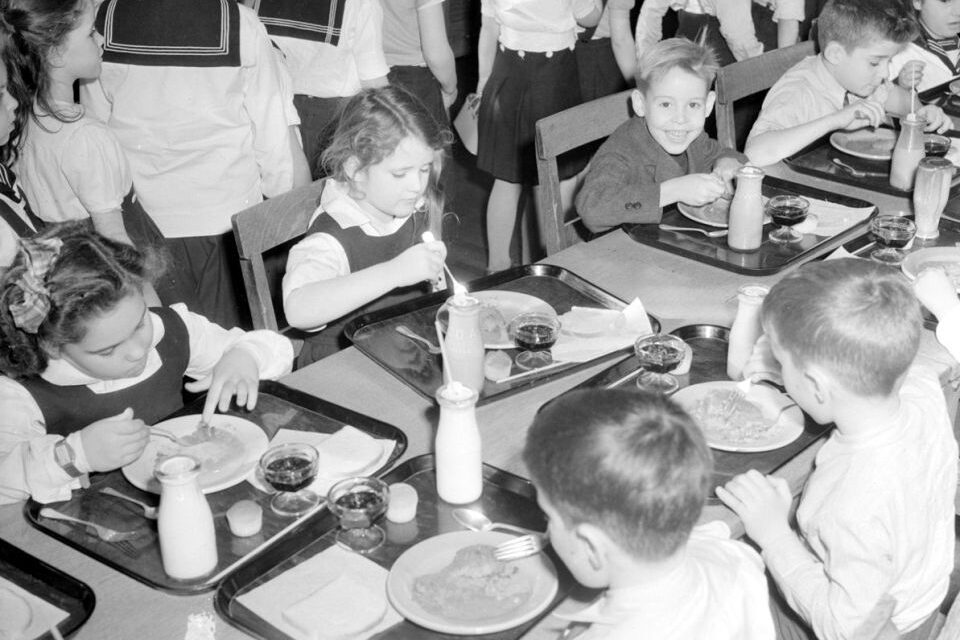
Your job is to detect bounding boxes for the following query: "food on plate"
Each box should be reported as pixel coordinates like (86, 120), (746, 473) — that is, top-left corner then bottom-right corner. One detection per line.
(919, 261), (960, 288)
(154, 428), (244, 475)
(412, 544), (532, 621)
(479, 304), (509, 344)
(282, 574), (387, 639)
(690, 390), (773, 443)
(315, 426), (382, 476)
(835, 130), (896, 156)
(386, 482), (418, 523)
(559, 307), (623, 337)
(484, 350), (513, 381)
(0, 587), (32, 639)
(226, 500), (263, 537)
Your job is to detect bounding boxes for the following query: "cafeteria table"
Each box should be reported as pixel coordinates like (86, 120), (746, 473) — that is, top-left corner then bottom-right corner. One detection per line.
(2, 164), (958, 639)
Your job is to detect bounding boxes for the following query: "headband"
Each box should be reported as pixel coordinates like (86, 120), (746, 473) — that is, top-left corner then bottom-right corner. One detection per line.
(9, 237), (62, 333)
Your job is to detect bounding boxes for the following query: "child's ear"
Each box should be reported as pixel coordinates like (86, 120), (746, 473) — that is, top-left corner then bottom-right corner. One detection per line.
(343, 156), (362, 182)
(705, 90), (717, 116)
(822, 41), (847, 66)
(804, 363), (833, 406)
(574, 522), (612, 575)
(630, 89), (646, 117)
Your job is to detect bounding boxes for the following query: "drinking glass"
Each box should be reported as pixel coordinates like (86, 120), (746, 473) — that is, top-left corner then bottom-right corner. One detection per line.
(868, 215), (916, 265)
(259, 443), (320, 517)
(765, 195), (810, 244)
(634, 334), (687, 395)
(509, 312), (561, 370)
(327, 477), (390, 554)
(913, 157), (953, 240)
(924, 134), (951, 158)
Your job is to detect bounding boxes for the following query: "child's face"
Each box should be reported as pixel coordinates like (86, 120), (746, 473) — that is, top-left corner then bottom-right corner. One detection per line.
(0, 63), (18, 147)
(767, 329), (831, 425)
(631, 68), (715, 156)
(351, 135), (435, 225)
(54, 293), (153, 381)
(915, 0), (960, 38)
(535, 490), (608, 589)
(54, 1), (102, 82)
(825, 39), (902, 99)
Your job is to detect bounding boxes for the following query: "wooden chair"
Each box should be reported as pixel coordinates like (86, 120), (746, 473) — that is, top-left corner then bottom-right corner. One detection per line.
(534, 89), (634, 256)
(714, 40), (816, 150)
(232, 179), (326, 333)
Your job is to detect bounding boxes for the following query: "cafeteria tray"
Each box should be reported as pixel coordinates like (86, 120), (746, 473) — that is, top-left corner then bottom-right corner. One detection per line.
(919, 77), (960, 118)
(23, 381), (407, 595)
(345, 264), (660, 405)
(214, 454), (576, 640)
(625, 175), (877, 275)
(565, 323), (831, 503)
(0, 538), (96, 638)
(785, 128), (960, 198)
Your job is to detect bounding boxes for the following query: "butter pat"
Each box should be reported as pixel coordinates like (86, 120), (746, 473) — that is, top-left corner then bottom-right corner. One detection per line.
(226, 500), (263, 537)
(386, 482), (418, 523)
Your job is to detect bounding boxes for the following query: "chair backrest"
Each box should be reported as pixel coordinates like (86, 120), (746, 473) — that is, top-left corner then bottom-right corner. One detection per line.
(535, 89), (634, 255)
(714, 40), (816, 150)
(232, 179), (327, 331)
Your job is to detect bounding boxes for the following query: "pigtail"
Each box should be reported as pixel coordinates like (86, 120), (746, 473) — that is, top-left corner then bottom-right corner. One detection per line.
(0, 259), (48, 378)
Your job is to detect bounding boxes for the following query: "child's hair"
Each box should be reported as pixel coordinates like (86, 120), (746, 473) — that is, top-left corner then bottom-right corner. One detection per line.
(817, 0), (918, 52)
(3, 0), (87, 127)
(0, 221), (152, 379)
(634, 37), (718, 95)
(321, 85), (453, 237)
(523, 388), (713, 561)
(0, 25), (30, 163)
(762, 258), (921, 397)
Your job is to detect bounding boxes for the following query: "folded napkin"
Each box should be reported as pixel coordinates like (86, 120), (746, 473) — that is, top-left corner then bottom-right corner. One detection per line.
(247, 426), (394, 497)
(551, 298), (655, 364)
(0, 578), (68, 639)
(797, 198), (875, 237)
(236, 545), (402, 640)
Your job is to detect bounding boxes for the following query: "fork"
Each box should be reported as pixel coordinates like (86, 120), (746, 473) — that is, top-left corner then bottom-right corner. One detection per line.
(40, 507), (141, 542)
(99, 487), (159, 519)
(658, 225), (728, 238)
(494, 532), (549, 561)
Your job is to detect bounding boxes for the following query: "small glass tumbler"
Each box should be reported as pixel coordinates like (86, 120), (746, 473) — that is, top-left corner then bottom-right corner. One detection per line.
(766, 195), (810, 244)
(259, 443), (320, 517)
(509, 312), (561, 370)
(634, 334), (687, 395)
(868, 215), (916, 265)
(327, 477), (390, 554)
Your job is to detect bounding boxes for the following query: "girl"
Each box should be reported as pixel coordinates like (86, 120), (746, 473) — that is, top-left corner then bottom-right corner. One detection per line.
(282, 85), (449, 367)
(0, 222), (294, 505)
(5, 0), (165, 295)
(889, 0), (960, 91)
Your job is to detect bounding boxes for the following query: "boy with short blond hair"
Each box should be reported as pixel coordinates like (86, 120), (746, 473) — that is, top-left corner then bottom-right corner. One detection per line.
(746, 0), (950, 166)
(719, 259), (958, 640)
(524, 389), (775, 640)
(576, 38), (746, 234)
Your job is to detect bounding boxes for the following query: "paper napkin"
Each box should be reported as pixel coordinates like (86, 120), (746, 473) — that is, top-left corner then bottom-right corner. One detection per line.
(551, 298), (655, 364)
(803, 199), (875, 237)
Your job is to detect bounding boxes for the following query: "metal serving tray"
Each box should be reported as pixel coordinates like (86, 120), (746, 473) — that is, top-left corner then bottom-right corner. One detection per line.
(919, 77), (960, 117)
(625, 176), (877, 275)
(23, 382), (407, 595)
(214, 454), (575, 640)
(345, 264), (659, 405)
(565, 323), (830, 503)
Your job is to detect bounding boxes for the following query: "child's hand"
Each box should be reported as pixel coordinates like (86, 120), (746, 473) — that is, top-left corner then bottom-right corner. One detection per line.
(186, 347), (261, 422)
(897, 60), (925, 91)
(390, 241), (446, 288)
(837, 99), (885, 130)
(80, 408), (148, 472)
(676, 173), (727, 206)
(711, 157), (742, 194)
(715, 469), (793, 549)
(917, 104), (951, 133)
(915, 267), (960, 319)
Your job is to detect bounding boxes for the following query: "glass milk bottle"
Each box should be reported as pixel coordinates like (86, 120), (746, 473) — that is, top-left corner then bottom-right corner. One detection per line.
(727, 283), (769, 381)
(890, 114), (925, 190)
(727, 166), (765, 252)
(156, 455), (218, 580)
(444, 295), (486, 393)
(435, 382), (483, 504)
(913, 156), (953, 239)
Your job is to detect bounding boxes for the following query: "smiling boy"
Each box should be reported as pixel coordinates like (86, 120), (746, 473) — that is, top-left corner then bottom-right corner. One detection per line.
(576, 38), (746, 234)
(745, 0), (950, 167)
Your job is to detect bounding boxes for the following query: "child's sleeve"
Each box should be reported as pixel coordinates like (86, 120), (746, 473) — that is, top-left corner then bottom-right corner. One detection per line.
(281, 231), (350, 310)
(61, 121), (131, 216)
(634, 0), (675, 60)
(745, 75), (818, 142)
(352, 0), (390, 84)
(934, 305), (960, 361)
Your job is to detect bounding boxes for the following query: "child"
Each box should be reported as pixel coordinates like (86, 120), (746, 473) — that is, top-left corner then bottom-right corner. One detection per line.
(0, 222), (294, 505)
(745, 0), (950, 167)
(576, 38), (746, 234)
(282, 86), (449, 366)
(889, 0), (960, 92)
(523, 388), (775, 639)
(717, 259), (958, 640)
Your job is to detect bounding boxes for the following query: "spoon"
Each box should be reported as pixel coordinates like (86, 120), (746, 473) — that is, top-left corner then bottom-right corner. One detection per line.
(658, 224), (728, 238)
(395, 324), (442, 354)
(831, 157), (886, 179)
(421, 231), (467, 297)
(452, 508), (541, 536)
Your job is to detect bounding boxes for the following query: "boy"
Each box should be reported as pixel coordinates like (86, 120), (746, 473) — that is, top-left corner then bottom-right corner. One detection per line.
(745, 0), (950, 167)
(718, 259), (958, 640)
(523, 388), (775, 639)
(576, 38), (747, 234)
(889, 0), (960, 92)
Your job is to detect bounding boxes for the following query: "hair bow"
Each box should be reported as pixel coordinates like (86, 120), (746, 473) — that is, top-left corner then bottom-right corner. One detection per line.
(9, 237), (62, 333)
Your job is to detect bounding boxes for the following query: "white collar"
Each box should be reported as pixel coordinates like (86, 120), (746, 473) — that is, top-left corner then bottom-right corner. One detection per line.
(314, 179), (411, 236)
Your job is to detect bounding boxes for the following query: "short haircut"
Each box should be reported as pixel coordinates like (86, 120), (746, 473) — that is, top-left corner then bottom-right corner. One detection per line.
(817, 0), (918, 52)
(635, 37), (718, 95)
(523, 389), (713, 560)
(762, 258), (921, 397)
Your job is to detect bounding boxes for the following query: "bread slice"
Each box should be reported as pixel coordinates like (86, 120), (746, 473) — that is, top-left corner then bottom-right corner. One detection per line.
(282, 574), (387, 639)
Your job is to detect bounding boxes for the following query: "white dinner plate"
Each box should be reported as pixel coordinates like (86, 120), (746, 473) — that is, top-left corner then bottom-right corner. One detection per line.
(440, 291), (555, 349)
(677, 197), (770, 228)
(901, 247), (960, 291)
(386, 531), (558, 635)
(673, 381), (804, 452)
(829, 128), (897, 161)
(123, 414), (269, 494)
